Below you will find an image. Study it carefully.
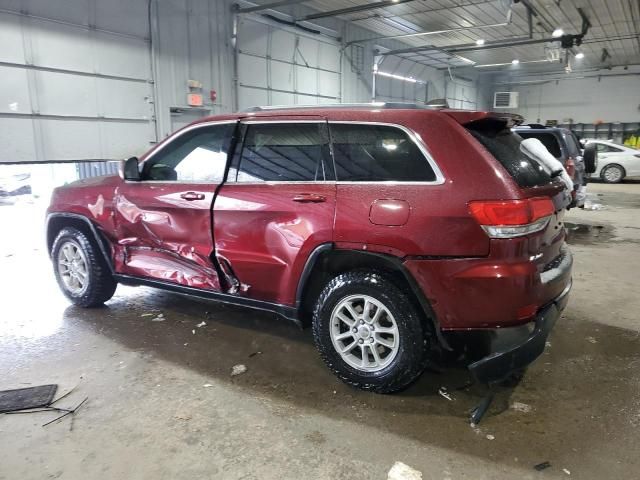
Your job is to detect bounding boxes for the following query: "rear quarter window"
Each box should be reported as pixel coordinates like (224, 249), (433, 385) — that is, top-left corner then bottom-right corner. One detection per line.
(329, 124), (437, 182)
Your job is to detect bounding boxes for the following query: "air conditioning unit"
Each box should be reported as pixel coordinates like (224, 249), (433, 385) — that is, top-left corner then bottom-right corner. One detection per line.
(494, 91), (518, 108)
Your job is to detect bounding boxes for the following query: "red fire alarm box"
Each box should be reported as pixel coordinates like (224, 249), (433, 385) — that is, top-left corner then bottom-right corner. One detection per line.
(187, 93), (203, 107)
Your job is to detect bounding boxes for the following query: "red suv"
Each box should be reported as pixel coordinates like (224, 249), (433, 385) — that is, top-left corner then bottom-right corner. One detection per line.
(46, 104), (573, 393)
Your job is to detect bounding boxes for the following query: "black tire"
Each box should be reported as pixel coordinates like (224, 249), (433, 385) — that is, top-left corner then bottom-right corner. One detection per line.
(51, 227), (117, 307)
(312, 270), (432, 393)
(601, 164), (625, 183)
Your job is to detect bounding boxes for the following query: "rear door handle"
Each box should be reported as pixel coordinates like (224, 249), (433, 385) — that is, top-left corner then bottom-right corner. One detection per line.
(180, 191), (206, 201)
(292, 193), (326, 203)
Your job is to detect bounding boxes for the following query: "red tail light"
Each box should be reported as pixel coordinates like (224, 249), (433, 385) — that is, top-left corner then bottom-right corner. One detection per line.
(469, 197), (555, 238)
(565, 157), (576, 179)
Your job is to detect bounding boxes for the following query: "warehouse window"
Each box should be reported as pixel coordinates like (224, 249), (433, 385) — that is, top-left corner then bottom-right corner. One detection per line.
(329, 124), (436, 182)
(233, 123), (333, 182)
(142, 123), (234, 182)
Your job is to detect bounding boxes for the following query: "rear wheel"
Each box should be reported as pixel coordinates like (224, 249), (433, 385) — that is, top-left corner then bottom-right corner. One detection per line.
(601, 164), (625, 183)
(52, 227), (117, 307)
(312, 270), (431, 393)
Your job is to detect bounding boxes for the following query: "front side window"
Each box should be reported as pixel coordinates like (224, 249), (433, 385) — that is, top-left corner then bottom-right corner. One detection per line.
(233, 123), (333, 182)
(142, 123), (235, 182)
(596, 143), (622, 153)
(329, 124), (436, 182)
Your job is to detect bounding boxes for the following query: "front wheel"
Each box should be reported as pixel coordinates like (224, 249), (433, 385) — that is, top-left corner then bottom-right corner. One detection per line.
(51, 227), (117, 307)
(312, 270), (431, 393)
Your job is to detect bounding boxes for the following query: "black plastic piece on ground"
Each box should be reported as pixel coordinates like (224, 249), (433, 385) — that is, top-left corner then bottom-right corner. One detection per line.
(470, 391), (495, 425)
(0, 385), (58, 413)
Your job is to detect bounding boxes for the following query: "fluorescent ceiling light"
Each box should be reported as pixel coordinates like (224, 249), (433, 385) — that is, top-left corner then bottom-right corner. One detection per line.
(575, 52), (585, 59)
(475, 59), (550, 68)
(375, 70), (422, 83)
(512, 59), (520, 64)
(476, 39), (486, 45)
(552, 28), (564, 38)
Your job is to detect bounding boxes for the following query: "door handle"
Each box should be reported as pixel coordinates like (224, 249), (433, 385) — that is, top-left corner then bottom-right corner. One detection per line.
(292, 193), (326, 203)
(180, 192), (206, 201)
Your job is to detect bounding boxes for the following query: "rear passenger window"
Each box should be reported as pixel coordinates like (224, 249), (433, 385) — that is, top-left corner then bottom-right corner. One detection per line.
(330, 124), (436, 182)
(234, 123), (333, 182)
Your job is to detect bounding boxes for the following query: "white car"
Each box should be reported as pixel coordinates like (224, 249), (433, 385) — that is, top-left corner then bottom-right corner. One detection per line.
(586, 140), (640, 183)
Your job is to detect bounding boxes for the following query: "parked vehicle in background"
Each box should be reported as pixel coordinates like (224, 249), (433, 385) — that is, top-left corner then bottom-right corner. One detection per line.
(586, 139), (640, 183)
(46, 104), (574, 393)
(513, 125), (597, 207)
(0, 168), (31, 197)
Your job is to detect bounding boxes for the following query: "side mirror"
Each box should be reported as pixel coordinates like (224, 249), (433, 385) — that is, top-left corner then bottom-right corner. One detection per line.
(122, 157), (141, 181)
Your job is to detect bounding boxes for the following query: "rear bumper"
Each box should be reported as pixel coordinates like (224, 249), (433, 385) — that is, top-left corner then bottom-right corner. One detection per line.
(468, 279), (571, 384)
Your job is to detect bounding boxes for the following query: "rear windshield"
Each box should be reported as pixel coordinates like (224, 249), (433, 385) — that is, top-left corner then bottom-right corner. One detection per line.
(467, 123), (552, 188)
(517, 131), (563, 158)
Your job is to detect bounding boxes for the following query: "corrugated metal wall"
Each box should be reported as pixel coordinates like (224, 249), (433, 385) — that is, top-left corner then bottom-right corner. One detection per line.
(0, 0), (156, 163)
(0, 0), (485, 170)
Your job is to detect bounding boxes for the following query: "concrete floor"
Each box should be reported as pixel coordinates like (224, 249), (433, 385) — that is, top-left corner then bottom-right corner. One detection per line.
(1, 182), (639, 480)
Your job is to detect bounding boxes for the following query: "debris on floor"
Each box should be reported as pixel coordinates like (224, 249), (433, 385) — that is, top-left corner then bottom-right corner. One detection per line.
(231, 364), (247, 376)
(387, 461), (423, 480)
(563, 468), (571, 475)
(196, 321), (206, 328)
(151, 313), (165, 322)
(486, 434), (495, 440)
(534, 461), (552, 471)
(140, 313), (155, 317)
(586, 336), (598, 344)
(203, 384), (213, 388)
(248, 351), (262, 358)
(438, 386), (453, 401)
(0, 384), (58, 413)
(510, 402), (533, 413)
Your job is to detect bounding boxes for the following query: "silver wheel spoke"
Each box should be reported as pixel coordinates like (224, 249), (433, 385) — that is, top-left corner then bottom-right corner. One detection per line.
(375, 335), (395, 349)
(336, 311), (355, 328)
(344, 302), (360, 322)
(370, 344), (382, 365)
(340, 340), (357, 353)
(335, 331), (353, 341)
(360, 344), (370, 368)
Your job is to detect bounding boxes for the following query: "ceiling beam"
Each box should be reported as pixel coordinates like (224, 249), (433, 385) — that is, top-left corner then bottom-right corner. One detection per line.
(235, 0), (311, 14)
(346, 22), (509, 46)
(381, 36), (537, 56)
(297, 0), (419, 22)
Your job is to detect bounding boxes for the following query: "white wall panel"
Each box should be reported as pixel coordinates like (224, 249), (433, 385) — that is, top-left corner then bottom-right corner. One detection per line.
(0, 13), (25, 63)
(24, 0), (89, 26)
(0, 118), (37, 160)
(270, 29), (296, 63)
(38, 120), (101, 159)
(97, 79), (152, 119)
(95, 0), (149, 38)
(238, 86), (267, 112)
(270, 60), (294, 92)
(29, 19), (93, 72)
(93, 32), (150, 79)
(34, 71), (97, 117)
(238, 54), (268, 88)
(0, 66), (31, 114)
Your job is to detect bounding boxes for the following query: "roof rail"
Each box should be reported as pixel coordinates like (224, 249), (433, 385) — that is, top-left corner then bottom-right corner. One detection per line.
(242, 101), (448, 113)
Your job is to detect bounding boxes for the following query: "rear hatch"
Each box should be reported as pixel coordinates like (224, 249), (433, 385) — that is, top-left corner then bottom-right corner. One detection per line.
(464, 117), (571, 275)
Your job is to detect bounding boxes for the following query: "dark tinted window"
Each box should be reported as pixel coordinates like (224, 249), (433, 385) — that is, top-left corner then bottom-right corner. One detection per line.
(234, 123), (333, 182)
(468, 124), (552, 188)
(517, 131), (562, 158)
(330, 124), (436, 182)
(142, 124), (234, 182)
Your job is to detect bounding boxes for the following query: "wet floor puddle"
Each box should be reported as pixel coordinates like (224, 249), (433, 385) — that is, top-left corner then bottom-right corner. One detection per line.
(565, 222), (614, 245)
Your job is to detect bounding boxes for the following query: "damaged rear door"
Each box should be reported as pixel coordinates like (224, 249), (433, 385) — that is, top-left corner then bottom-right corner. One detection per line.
(213, 118), (336, 304)
(113, 121), (236, 290)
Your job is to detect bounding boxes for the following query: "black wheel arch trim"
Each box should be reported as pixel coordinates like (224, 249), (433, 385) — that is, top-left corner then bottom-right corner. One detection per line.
(295, 244), (451, 350)
(46, 212), (115, 274)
